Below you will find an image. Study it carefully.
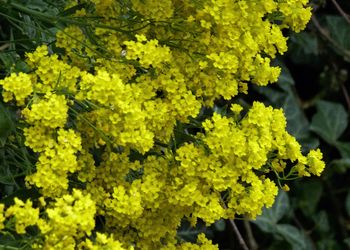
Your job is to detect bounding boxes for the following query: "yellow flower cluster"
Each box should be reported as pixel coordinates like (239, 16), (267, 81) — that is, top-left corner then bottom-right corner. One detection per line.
(0, 72), (33, 105)
(131, 0), (174, 21)
(37, 189), (96, 249)
(0, 0), (323, 249)
(22, 93), (68, 128)
(80, 233), (133, 250)
(124, 34), (172, 68)
(162, 234), (218, 250)
(5, 198), (39, 234)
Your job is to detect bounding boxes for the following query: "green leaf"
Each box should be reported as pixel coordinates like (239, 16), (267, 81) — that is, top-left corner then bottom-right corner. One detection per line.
(344, 238), (350, 248)
(277, 63), (295, 90)
(345, 191), (350, 217)
(270, 191), (290, 221)
(310, 101), (348, 144)
(329, 158), (350, 173)
(0, 188), (40, 206)
(253, 190), (290, 233)
(325, 16), (350, 51)
(276, 224), (308, 250)
(213, 219), (226, 232)
(317, 239), (342, 250)
(259, 86), (319, 151)
(0, 102), (15, 146)
(0, 52), (17, 71)
(334, 142), (350, 158)
(176, 221), (208, 243)
(0, 234), (22, 250)
(256, 63), (319, 151)
(296, 180), (323, 216)
(282, 93), (319, 151)
(289, 32), (319, 64)
(268, 241), (292, 250)
(313, 211), (330, 233)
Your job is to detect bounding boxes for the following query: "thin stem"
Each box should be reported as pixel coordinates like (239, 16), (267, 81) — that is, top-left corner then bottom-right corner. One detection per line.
(8, 1), (151, 34)
(312, 16), (350, 59)
(340, 83), (350, 112)
(220, 197), (250, 250)
(0, 43), (10, 51)
(69, 107), (113, 147)
(243, 219), (258, 250)
(228, 219), (250, 250)
(15, 133), (34, 173)
(330, 0), (350, 25)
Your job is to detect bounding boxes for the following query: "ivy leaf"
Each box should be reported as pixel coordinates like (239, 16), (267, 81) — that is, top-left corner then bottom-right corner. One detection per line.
(289, 32), (319, 64)
(253, 190), (290, 233)
(313, 211), (330, 233)
(296, 180), (323, 216)
(276, 224), (308, 250)
(310, 101), (348, 144)
(277, 62), (295, 91)
(324, 15), (350, 62)
(334, 142), (350, 158)
(257, 63), (319, 151)
(213, 219), (226, 232)
(329, 158), (350, 173)
(282, 93), (319, 151)
(325, 16), (350, 51)
(317, 239), (342, 250)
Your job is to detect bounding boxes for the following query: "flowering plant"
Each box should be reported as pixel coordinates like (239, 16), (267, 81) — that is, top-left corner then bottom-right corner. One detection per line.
(0, 0), (324, 249)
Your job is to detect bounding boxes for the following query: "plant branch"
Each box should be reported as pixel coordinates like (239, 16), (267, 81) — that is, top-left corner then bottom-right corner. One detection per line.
(341, 82), (350, 113)
(228, 219), (250, 250)
(220, 197), (250, 250)
(311, 16), (350, 60)
(0, 43), (10, 51)
(243, 219), (258, 250)
(330, 0), (350, 25)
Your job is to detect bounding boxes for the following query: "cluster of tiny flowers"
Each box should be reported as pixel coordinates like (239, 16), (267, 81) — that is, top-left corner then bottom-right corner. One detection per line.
(0, 0), (325, 249)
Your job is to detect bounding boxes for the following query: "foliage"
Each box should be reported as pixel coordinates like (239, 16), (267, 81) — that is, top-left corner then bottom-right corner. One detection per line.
(250, 1), (350, 249)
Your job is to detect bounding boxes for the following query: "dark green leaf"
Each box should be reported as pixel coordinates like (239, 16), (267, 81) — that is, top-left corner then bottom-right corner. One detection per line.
(278, 63), (295, 90)
(289, 32), (319, 64)
(313, 210), (330, 233)
(329, 158), (350, 173)
(276, 224), (308, 250)
(334, 142), (350, 158)
(344, 238), (350, 248)
(0, 102), (15, 146)
(345, 191), (350, 217)
(213, 219), (226, 232)
(268, 241), (292, 250)
(296, 180), (323, 216)
(317, 239), (342, 250)
(325, 15), (350, 51)
(253, 190), (289, 233)
(310, 101), (348, 144)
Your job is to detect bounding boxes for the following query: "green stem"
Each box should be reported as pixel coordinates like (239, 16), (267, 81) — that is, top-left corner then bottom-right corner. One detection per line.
(69, 107), (113, 147)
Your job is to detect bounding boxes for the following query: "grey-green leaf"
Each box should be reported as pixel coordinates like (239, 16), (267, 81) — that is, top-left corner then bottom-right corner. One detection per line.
(326, 15), (350, 51)
(313, 210), (330, 233)
(213, 219), (226, 232)
(334, 142), (350, 158)
(252, 190), (290, 233)
(276, 224), (308, 250)
(296, 180), (323, 216)
(310, 101), (348, 144)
